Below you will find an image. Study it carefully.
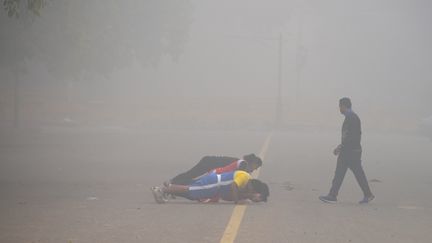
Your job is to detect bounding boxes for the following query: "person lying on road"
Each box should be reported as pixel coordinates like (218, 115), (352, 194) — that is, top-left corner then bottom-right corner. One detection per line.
(165, 154), (263, 186)
(152, 170), (269, 204)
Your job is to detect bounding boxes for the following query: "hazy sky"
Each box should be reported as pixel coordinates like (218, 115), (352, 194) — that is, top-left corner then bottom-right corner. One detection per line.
(2, 0), (431, 127)
(130, 0), (431, 117)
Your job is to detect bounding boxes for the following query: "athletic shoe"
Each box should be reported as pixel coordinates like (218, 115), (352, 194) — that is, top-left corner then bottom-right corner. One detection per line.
(163, 191), (176, 200)
(150, 186), (162, 204)
(158, 187), (170, 202)
(359, 194), (375, 204)
(319, 195), (337, 203)
(162, 181), (176, 199)
(151, 186), (168, 204)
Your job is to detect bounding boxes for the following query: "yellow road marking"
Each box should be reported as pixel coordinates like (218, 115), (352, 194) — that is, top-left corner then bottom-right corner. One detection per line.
(220, 132), (273, 243)
(219, 204), (247, 243)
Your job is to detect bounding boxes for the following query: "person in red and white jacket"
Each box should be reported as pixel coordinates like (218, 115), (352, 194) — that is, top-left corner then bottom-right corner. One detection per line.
(166, 154), (262, 186)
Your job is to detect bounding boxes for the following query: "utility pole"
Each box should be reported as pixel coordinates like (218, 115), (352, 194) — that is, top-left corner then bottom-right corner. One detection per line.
(295, 17), (307, 108)
(223, 32), (288, 128)
(275, 33), (283, 128)
(14, 70), (19, 128)
(13, 33), (20, 129)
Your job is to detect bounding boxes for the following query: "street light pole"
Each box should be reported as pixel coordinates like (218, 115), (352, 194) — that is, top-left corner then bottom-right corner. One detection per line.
(222, 32), (287, 128)
(275, 33), (283, 128)
(13, 69), (19, 128)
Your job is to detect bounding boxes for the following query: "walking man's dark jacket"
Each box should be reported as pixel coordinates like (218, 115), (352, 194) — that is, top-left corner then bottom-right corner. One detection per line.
(341, 110), (362, 152)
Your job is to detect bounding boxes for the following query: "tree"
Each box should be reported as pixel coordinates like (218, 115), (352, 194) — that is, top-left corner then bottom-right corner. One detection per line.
(1, 0), (193, 127)
(3, 0), (45, 18)
(0, 5), (35, 127)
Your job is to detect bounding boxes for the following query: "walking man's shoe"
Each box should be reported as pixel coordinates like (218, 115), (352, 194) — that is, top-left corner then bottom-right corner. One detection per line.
(359, 194), (375, 204)
(319, 195), (337, 203)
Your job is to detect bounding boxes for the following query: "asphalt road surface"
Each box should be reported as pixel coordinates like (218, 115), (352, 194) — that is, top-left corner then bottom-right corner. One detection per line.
(1, 128), (431, 242)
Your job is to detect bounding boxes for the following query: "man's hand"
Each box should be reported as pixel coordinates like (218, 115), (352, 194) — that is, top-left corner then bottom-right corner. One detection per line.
(333, 145), (341, 156)
(231, 183), (239, 204)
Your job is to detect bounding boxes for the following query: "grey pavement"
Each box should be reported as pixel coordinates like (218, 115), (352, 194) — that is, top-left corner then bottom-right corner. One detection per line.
(0, 129), (431, 242)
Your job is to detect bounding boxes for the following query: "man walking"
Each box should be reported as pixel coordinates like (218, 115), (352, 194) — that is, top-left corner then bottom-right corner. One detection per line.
(320, 97), (375, 204)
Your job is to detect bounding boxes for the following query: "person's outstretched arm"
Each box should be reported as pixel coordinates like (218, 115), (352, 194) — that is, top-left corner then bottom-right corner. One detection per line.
(231, 183), (240, 204)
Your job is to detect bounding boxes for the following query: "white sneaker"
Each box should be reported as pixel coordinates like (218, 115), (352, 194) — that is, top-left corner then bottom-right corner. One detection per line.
(151, 186), (168, 204)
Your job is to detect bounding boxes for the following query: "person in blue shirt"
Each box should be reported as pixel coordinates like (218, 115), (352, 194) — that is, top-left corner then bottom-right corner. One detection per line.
(152, 170), (269, 204)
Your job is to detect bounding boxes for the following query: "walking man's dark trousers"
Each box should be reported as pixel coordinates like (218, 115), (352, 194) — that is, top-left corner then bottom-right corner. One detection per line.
(329, 150), (372, 197)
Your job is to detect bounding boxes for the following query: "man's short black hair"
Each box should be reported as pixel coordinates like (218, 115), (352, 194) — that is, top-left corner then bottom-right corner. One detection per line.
(250, 179), (269, 202)
(243, 153), (263, 167)
(339, 97), (352, 109)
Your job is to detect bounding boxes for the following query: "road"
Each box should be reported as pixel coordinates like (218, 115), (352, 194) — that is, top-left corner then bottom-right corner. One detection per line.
(0, 128), (431, 242)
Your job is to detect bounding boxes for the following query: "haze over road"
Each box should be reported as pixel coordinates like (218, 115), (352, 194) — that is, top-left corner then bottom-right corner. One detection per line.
(1, 128), (431, 243)
(1, 0), (431, 242)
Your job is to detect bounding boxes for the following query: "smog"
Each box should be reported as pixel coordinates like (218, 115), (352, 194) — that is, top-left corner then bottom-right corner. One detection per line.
(1, 0), (431, 242)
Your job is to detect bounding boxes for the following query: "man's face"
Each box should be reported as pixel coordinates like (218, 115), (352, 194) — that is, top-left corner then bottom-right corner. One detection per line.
(240, 191), (264, 202)
(249, 193), (264, 202)
(339, 104), (346, 114)
(244, 162), (258, 173)
(244, 182), (265, 202)
(250, 162), (259, 172)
